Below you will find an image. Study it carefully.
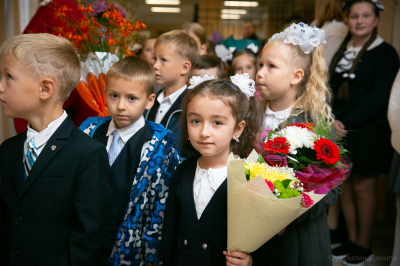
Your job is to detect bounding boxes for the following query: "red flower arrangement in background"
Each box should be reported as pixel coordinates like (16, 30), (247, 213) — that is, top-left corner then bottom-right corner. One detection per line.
(52, 0), (147, 59)
(287, 123), (314, 131)
(264, 137), (291, 155)
(314, 138), (340, 165)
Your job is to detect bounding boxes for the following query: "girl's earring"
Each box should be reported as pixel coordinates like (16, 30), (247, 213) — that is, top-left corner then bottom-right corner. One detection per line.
(235, 136), (240, 142)
(188, 137), (190, 140)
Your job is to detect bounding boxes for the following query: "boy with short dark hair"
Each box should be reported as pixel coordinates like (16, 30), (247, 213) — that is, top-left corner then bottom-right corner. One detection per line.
(80, 56), (181, 265)
(144, 30), (198, 156)
(191, 55), (223, 79)
(0, 33), (112, 265)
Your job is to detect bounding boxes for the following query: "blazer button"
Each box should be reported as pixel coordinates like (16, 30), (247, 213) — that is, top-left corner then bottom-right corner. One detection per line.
(14, 216), (23, 225)
(11, 250), (20, 259)
(184, 239), (187, 245)
(202, 243), (207, 249)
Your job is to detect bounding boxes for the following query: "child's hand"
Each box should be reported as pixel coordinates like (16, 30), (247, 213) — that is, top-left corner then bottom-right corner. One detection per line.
(223, 251), (253, 266)
(333, 120), (348, 141)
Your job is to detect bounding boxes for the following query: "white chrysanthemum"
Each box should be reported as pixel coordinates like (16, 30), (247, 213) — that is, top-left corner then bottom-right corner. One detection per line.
(271, 126), (316, 155)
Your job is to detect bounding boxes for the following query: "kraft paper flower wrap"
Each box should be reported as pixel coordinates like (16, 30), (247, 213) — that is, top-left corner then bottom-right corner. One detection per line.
(227, 151), (325, 253)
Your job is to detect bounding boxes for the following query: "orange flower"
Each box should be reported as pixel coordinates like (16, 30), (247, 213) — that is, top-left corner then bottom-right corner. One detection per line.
(107, 38), (116, 46)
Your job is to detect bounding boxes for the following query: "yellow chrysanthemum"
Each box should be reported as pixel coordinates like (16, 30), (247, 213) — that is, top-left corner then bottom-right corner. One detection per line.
(245, 162), (295, 184)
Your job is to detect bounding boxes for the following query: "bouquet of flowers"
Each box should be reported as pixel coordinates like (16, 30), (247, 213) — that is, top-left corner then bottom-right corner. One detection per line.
(259, 120), (351, 194)
(227, 121), (351, 253)
(52, 0), (147, 117)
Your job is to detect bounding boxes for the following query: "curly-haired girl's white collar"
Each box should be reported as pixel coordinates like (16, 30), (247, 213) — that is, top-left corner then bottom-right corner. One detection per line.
(230, 73), (256, 100)
(268, 22), (326, 54)
(188, 74), (215, 89)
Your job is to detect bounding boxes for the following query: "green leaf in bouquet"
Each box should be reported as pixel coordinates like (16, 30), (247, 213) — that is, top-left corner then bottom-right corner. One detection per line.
(268, 130), (275, 140)
(282, 179), (292, 188)
(274, 180), (285, 191)
(257, 154), (266, 164)
(245, 168), (250, 181)
(334, 160), (349, 169)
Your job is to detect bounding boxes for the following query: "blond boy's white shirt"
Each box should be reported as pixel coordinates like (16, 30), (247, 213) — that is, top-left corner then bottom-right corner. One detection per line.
(154, 85), (187, 123)
(24, 111), (68, 158)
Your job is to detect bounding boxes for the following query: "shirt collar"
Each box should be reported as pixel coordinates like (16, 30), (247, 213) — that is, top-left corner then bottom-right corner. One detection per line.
(107, 116), (145, 144)
(27, 111), (68, 148)
(157, 85), (187, 105)
(265, 103), (294, 120)
(194, 160), (227, 191)
(347, 35), (384, 51)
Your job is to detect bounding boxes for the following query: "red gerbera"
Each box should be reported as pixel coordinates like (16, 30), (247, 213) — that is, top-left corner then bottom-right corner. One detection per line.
(314, 138), (340, 165)
(264, 137), (290, 155)
(287, 123), (314, 131)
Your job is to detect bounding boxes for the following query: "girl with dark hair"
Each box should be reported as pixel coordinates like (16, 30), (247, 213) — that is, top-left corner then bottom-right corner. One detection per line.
(329, 1), (399, 265)
(161, 74), (279, 266)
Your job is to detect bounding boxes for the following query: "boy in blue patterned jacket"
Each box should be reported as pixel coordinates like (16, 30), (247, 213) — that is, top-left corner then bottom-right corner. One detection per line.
(79, 56), (181, 266)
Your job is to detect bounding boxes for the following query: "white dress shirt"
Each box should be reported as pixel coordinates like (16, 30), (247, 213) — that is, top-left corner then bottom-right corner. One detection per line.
(154, 85), (187, 123)
(263, 103), (294, 130)
(24, 111), (68, 158)
(193, 160), (227, 219)
(106, 116), (150, 158)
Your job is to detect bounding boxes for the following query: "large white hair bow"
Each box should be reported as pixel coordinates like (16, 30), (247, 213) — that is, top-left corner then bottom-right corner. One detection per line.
(215, 44), (236, 63)
(269, 22), (326, 54)
(230, 73), (256, 100)
(188, 74), (216, 89)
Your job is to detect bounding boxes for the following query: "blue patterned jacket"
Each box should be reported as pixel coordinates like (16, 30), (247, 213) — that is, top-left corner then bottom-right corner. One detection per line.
(80, 117), (181, 266)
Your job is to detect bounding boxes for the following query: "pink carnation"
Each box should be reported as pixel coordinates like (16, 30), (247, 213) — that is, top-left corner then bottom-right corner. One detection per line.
(300, 192), (314, 208)
(265, 180), (274, 191)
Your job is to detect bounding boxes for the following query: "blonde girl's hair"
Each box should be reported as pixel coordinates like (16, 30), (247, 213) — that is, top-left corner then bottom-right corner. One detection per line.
(263, 40), (334, 124)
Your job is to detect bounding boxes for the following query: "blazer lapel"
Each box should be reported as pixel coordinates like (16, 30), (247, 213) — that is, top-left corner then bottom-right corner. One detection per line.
(15, 117), (75, 204)
(11, 133), (27, 196)
(92, 120), (110, 147)
(159, 88), (187, 127)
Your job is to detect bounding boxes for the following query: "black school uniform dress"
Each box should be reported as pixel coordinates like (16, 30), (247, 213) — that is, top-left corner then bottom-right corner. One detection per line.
(330, 37), (400, 176)
(162, 156), (279, 266)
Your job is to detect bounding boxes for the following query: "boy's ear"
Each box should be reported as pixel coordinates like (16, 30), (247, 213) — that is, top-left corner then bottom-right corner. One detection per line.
(180, 60), (192, 76)
(290, 69), (304, 86)
(200, 44), (207, 56)
(145, 93), (156, 110)
(39, 78), (56, 101)
(232, 120), (246, 140)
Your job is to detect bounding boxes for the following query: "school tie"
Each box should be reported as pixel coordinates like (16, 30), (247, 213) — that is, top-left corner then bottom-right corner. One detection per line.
(109, 130), (122, 166)
(24, 137), (38, 180)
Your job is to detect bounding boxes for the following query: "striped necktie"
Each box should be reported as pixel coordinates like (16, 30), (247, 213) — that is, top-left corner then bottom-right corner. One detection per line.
(24, 137), (38, 180)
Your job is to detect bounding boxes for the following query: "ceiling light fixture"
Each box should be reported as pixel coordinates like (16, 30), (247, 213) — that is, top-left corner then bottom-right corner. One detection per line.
(221, 14), (241, 19)
(151, 7), (181, 13)
(145, 0), (180, 5)
(224, 1), (259, 7)
(221, 9), (248, 14)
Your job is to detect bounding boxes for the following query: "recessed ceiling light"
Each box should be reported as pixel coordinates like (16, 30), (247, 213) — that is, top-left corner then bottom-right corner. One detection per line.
(151, 7), (181, 13)
(221, 9), (248, 14)
(224, 1), (259, 7)
(221, 14), (241, 19)
(145, 0), (180, 5)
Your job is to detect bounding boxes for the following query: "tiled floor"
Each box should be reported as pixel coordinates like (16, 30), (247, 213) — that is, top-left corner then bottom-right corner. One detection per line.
(332, 217), (397, 266)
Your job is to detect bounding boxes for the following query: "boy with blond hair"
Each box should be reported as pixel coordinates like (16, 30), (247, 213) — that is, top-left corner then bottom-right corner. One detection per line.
(0, 33), (112, 265)
(80, 56), (181, 265)
(145, 30), (198, 157)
